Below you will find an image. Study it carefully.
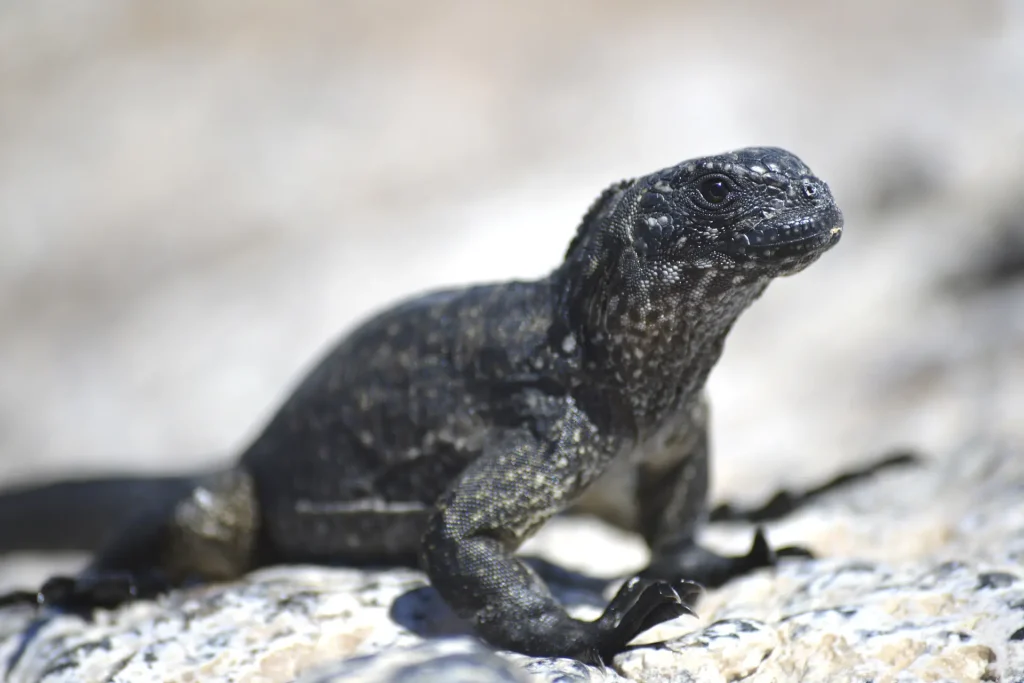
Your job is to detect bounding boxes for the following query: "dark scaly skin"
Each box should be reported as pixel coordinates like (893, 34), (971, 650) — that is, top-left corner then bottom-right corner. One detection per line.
(0, 147), (843, 663)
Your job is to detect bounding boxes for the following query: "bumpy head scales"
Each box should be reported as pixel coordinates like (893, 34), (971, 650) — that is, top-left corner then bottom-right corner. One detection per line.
(554, 147), (843, 423)
(564, 146), (843, 285)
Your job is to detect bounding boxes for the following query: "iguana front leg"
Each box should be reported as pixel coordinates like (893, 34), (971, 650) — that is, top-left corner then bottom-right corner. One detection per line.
(637, 404), (916, 587)
(636, 400), (802, 588)
(420, 403), (697, 663)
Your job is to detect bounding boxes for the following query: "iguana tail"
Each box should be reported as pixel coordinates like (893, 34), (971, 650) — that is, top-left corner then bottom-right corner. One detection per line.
(0, 475), (197, 552)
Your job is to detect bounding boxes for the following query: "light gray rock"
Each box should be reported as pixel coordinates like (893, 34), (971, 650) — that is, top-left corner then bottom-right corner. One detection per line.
(0, 567), (445, 683)
(2, 439), (1024, 682)
(295, 639), (531, 683)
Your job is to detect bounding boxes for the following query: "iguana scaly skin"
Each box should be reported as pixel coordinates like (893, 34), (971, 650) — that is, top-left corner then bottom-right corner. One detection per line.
(0, 147), (844, 663)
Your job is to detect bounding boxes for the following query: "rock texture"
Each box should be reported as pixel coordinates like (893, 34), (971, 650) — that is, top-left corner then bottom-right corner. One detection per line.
(1, 2), (1024, 682)
(2, 438), (1023, 682)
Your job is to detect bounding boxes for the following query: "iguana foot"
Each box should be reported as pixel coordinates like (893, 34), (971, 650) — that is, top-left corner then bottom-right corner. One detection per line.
(0, 570), (170, 617)
(643, 527), (810, 590)
(591, 576), (702, 661)
(485, 576), (701, 665)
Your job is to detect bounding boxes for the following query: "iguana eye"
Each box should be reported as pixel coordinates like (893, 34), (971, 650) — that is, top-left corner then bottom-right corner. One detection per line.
(697, 176), (732, 204)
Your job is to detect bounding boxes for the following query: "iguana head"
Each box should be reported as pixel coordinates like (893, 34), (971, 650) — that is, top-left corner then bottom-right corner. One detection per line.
(557, 147), (843, 410)
(563, 146), (843, 292)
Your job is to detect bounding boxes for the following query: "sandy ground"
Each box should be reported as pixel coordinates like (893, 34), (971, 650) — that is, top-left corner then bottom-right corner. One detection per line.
(0, 0), (1022, 578)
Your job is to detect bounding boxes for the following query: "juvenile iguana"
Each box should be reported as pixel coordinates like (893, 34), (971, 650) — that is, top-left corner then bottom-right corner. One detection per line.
(0, 147), (845, 664)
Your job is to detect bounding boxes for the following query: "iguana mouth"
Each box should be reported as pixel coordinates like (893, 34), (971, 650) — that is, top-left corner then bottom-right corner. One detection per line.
(726, 208), (843, 260)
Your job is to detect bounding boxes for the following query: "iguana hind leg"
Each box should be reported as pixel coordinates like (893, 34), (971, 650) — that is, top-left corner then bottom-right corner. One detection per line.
(0, 468), (259, 614)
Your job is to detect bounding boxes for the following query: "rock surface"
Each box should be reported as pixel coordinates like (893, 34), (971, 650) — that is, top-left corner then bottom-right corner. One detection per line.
(1, 2), (1024, 682)
(2, 438), (1023, 682)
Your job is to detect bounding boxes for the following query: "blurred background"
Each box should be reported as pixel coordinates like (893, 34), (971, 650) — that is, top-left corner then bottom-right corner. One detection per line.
(0, 1), (1022, 581)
